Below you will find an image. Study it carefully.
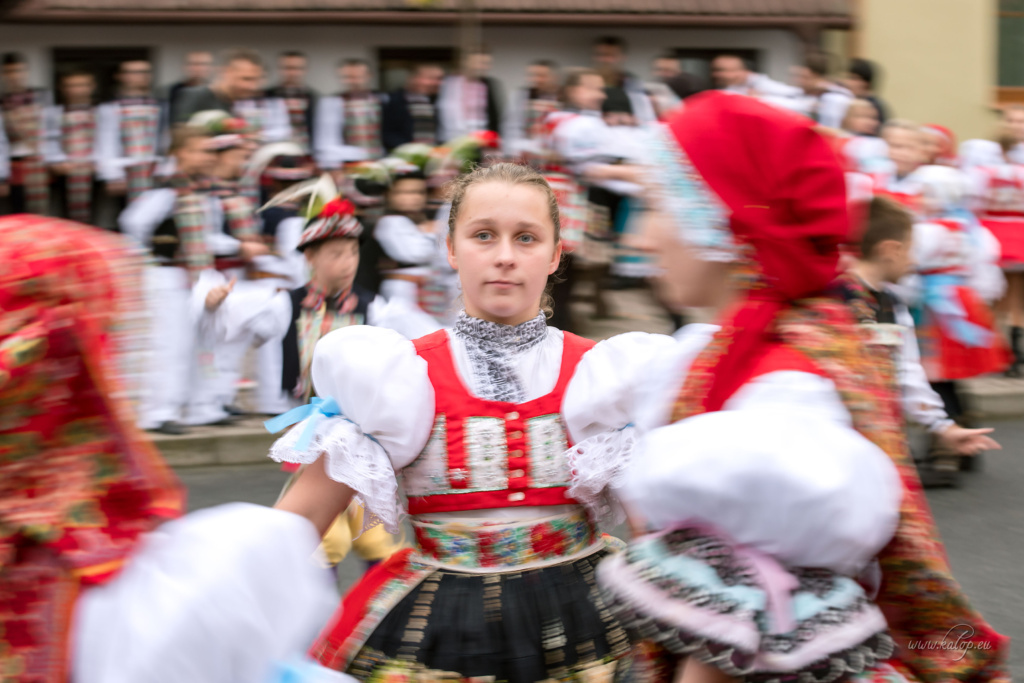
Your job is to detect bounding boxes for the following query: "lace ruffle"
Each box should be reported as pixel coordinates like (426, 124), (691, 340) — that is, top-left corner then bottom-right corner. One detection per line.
(269, 417), (403, 534)
(565, 426), (637, 528)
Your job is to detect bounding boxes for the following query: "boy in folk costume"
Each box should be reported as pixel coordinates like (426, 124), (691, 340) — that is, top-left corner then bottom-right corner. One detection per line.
(200, 176), (400, 570)
(44, 70), (101, 224)
(832, 197), (1002, 486)
(96, 59), (167, 207)
(0, 52), (52, 215)
(119, 122), (261, 434)
(315, 58), (384, 172)
(564, 91), (1009, 683)
(187, 110), (274, 416)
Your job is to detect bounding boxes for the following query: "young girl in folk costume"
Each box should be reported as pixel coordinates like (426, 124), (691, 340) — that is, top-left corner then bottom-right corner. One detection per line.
(563, 93), (1010, 683)
(909, 166), (1010, 418)
(837, 98), (889, 175)
(921, 124), (958, 167)
(201, 174), (400, 572)
(875, 120), (928, 213)
(968, 133), (1024, 375)
(270, 163), (668, 681)
(0, 215), (342, 683)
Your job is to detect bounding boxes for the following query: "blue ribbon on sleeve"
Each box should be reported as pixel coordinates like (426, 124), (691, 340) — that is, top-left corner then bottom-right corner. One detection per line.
(263, 397), (342, 452)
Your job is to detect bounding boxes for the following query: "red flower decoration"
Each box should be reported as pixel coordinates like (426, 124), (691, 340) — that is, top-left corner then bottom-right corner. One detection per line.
(321, 198), (355, 218)
(472, 130), (501, 149)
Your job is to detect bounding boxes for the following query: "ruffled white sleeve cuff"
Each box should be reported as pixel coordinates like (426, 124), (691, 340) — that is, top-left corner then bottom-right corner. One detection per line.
(267, 326), (435, 534)
(562, 331), (678, 526)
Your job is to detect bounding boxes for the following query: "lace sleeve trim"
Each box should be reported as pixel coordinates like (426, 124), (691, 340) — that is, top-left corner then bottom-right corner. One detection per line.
(565, 426), (637, 529)
(269, 417), (403, 534)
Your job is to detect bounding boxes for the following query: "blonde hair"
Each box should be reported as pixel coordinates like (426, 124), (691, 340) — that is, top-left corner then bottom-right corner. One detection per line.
(881, 118), (923, 139)
(446, 162), (561, 242)
(841, 98), (877, 132)
(445, 162), (563, 318)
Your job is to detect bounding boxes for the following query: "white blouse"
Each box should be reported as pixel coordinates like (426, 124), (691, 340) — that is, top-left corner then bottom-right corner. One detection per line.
(563, 324), (903, 577)
(267, 324), (672, 531)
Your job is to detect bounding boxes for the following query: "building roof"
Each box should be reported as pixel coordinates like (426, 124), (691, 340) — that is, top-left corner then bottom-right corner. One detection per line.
(5, 0), (852, 25)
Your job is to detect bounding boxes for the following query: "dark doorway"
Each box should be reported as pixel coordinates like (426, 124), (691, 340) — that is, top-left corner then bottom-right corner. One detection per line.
(378, 47), (457, 93)
(52, 46), (151, 104)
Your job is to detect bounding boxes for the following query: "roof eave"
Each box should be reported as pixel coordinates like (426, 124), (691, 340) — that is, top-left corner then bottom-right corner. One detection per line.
(1, 8), (853, 28)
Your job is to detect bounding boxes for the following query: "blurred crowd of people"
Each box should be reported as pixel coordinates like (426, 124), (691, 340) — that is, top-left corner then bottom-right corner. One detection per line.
(1, 35), (1016, 683)
(1, 38), (1017, 487)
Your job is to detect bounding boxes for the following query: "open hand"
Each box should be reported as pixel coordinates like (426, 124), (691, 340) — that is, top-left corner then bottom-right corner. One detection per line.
(936, 424), (1000, 457)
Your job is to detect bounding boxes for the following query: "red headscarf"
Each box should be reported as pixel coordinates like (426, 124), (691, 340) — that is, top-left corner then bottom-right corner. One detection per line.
(666, 91), (849, 411)
(0, 215), (184, 681)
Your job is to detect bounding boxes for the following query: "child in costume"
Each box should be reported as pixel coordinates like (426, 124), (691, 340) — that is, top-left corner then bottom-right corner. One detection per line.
(373, 155), (453, 334)
(832, 196), (1001, 485)
(269, 163), (670, 681)
(875, 120), (928, 212)
(968, 133), (1024, 375)
(199, 174), (401, 570)
(118, 122), (233, 433)
(562, 92), (1009, 683)
(0, 214), (346, 683)
(905, 165), (1010, 422)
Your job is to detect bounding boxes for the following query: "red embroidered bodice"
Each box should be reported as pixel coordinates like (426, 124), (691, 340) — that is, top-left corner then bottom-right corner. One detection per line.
(403, 329), (595, 515)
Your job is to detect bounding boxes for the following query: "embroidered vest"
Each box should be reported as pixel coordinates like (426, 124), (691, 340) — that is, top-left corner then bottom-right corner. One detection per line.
(280, 284), (375, 395)
(403, 330), (595, 515)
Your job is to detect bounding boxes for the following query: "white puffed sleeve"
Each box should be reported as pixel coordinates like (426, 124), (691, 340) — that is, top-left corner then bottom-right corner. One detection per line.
(375, 214), (440, 265)
(72, 503), (339, 683)
(192, 270), (291, 347)
(268, 326), (435, 532)
(622, 371), (903, 577)
(561, 331), (679, 525)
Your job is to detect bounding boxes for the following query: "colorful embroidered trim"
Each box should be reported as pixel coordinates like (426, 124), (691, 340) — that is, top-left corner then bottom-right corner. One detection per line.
(411, 507), (599, 572)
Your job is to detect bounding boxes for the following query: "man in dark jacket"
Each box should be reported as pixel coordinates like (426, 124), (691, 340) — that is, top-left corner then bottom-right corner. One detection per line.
(381, 63), (443, 152)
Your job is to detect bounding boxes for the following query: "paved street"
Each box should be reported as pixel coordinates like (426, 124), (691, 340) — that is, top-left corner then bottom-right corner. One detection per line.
(178, 416), (1023, 675)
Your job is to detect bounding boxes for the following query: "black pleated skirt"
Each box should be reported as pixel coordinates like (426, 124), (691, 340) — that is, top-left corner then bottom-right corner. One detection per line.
(347, 548), (630, 682)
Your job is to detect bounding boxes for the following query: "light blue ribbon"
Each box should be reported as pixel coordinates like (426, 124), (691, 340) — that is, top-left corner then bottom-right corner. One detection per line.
(264, 397), (342, 452)
(921, 274), (994, 348)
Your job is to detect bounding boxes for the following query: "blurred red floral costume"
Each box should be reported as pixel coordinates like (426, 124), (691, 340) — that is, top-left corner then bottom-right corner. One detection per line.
(0, 215), (184, 681)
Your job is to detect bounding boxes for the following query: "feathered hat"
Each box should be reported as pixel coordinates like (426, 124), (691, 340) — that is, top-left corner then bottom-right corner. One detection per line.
(187, 110), (253, 150)
(246, 141), (314, 181)
(260, 173), (362, 250)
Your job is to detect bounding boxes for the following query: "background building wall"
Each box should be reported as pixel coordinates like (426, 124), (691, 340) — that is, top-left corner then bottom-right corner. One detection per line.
(0, 22), (803, 97)
(859, 0), (998, 139)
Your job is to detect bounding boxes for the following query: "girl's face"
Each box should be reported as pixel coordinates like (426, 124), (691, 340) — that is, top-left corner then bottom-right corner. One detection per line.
(569, 74), (607, 112)
(636, 209), (730, 311)
(447, 181), (561, 326)
(885, 128), (925, 177)
(388, 178), (428, 214)
(305, 237), (360, 294)
(847, 106), (879, 136)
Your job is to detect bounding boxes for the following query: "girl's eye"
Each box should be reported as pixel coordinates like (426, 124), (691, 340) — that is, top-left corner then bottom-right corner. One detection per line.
(518, 234), (536, 244)
(475, 232), (493, 241)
